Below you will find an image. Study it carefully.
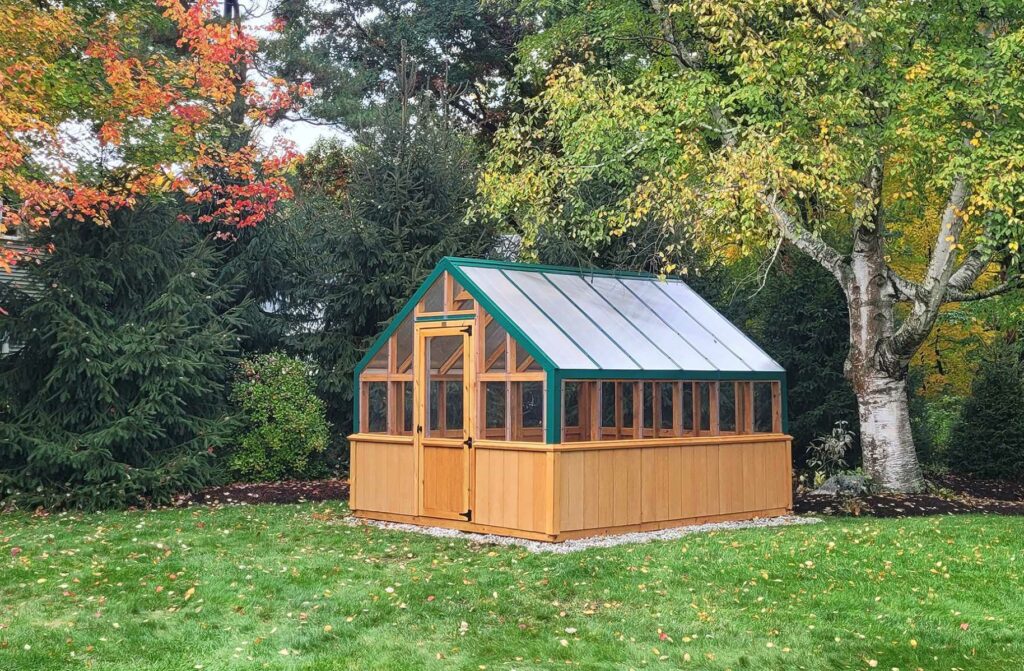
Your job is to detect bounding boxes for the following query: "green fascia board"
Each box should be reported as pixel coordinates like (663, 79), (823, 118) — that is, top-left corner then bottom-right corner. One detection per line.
(557, 370), (787, 382)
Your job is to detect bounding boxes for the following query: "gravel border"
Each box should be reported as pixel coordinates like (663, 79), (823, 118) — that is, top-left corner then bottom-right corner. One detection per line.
(347, 514), (820, 553)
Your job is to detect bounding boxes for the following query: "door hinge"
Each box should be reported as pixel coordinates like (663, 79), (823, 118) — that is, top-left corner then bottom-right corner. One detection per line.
(463, 436), (473, 449)
(461, 508), (473, 521)
(460, 325), (472, 335)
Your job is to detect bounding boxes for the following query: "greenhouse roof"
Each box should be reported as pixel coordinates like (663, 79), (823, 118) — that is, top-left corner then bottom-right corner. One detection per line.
(358, 257), (784, 377)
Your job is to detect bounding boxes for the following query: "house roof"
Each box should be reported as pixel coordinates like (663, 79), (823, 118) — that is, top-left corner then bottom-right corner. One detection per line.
(356, 257), (784, 378)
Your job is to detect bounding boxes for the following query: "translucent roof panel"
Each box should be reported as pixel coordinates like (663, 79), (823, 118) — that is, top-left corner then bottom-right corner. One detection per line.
(454, 261), (783, 374)
(458, 265), (596, 369)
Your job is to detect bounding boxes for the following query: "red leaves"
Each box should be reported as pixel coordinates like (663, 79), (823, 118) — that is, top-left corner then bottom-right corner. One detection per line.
(0, 0), (307, 257)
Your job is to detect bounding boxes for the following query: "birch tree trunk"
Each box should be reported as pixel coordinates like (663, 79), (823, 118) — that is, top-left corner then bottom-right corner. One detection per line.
(842, 218), (926, 492)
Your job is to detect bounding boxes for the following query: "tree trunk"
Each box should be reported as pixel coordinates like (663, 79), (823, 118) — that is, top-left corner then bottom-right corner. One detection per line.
(854, 373), (924, 492)
(843, 224), (926, 493)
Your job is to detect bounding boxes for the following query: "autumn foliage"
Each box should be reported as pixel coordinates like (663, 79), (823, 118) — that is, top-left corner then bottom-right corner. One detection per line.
(0, 0), (306, 270)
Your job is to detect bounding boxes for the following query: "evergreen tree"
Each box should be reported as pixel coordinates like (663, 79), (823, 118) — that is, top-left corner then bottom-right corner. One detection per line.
(947, 343), (1024, 480)
(278, 97), (497, 450)
(0, 199), (243, 511)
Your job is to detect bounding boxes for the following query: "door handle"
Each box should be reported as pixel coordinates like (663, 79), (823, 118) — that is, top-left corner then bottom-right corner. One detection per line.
(416, 424), (423, 434)
(463, 437), (473, 449)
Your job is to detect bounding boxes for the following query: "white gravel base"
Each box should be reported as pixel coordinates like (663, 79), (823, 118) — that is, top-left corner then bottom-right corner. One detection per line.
(347, 515), (820, 553)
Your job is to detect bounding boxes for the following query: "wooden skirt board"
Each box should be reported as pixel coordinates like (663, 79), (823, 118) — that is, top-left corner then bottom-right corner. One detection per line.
(349, 434), (793, 542)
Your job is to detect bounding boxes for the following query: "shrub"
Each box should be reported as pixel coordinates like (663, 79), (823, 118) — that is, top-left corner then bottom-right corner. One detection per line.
(806, 420), (855, 485)
(229, 353), (330, 481)
(946, 343), (1024, 480)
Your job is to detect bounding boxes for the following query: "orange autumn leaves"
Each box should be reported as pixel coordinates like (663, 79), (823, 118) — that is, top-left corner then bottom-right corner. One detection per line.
(0, 0), (305, 270)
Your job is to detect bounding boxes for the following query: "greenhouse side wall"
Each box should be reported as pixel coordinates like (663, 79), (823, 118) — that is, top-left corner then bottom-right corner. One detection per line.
(552, 435), (792, 539)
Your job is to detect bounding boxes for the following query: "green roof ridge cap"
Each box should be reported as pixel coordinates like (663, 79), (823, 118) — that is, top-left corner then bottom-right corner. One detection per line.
(443, 256), (678, 281)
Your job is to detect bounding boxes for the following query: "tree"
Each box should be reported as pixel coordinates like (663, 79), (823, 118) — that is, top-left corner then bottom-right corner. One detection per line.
(477, 1), (1024, 491)
(276, 97), (497, 447)
(262, 0), (528, 135)
(0, 199), (243, 510)
(946, 342), (1024, 479)
(0, 0), (300, 268)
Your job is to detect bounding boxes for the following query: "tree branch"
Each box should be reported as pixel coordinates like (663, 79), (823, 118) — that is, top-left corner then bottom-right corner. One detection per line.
(887, 176), (969, 357)
(762, 192), (848, 282)
(947, 243), (991, 293)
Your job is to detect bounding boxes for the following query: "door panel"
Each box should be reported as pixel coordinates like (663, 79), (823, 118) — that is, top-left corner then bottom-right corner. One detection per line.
(416, 326), (473, 520)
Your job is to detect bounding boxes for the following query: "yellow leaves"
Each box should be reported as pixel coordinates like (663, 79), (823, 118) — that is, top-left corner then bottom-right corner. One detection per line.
(183, 587), (195, 601)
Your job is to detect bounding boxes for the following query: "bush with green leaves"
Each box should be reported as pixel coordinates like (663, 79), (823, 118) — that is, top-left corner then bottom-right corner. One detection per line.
(228, 353), (330, 481)
(946, 343), (1024, 480)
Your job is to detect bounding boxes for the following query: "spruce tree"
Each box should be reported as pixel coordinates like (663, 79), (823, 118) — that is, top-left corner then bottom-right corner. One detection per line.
(277, 97), (497, 445)
(946, 344), (1024, 480)
(0, 199), (242, 510)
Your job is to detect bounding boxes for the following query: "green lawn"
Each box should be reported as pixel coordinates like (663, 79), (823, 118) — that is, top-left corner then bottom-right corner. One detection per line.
(1, 505), (1021, 670)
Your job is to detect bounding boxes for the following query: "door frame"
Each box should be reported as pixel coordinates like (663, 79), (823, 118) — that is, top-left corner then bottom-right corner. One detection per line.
(414, 320), (475, 520)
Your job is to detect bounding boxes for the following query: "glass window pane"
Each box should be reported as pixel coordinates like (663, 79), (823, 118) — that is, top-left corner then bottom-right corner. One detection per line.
(513, 381), (544, 442)
(367, 382), (387, 433)
(394, 314), (413, 373)
(445, 380), (464, 433)
(521, 382), (543, 427)
(403, 382), (413, 433)
(484, 318), (507, 372)
(419, 274), (445, 313)
(682, 383), (694, 432)
(659, 382), (674, 431)
(621, 382), (634, 429)
(429, 380), (441, 432)
(643, 382), (654, 429)
(366, 346), (387, 373)
(517, 353), (542, 372)
(719, 381), (736, 432)
(563, 381), (581, 427)
(484, 382), (506, 433)
(426, 333), (465, 437)
(754, 382), (774, 432)
(601, 382), (616, 428)
(450, 278), (475, 312)
(698, 382), (711, 432)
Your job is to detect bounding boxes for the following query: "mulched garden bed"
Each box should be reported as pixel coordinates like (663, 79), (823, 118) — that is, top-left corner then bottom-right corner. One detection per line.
(794, 472), (1024, 518)
(175, 479), (349, 506)
(175, 472), (1024, 519)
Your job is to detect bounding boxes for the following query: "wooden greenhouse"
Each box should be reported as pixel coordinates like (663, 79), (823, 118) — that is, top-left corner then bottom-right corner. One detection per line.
(349, 258), (792, 541)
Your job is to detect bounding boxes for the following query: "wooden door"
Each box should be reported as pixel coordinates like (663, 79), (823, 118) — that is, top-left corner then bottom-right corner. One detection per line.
(415, 323), (474, 520)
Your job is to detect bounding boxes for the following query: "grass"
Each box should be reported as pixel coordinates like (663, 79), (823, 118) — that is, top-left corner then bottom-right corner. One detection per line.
(1, 505), (1022, 670)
